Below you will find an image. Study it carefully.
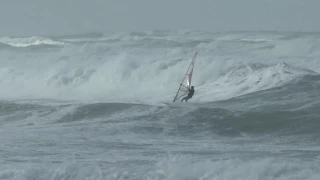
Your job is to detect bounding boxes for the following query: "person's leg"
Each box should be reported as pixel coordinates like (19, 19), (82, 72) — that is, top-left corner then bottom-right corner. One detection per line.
(186, 96), (192, 102)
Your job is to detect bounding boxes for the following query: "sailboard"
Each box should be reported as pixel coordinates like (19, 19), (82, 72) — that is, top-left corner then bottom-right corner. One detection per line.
(173, 52), (197, 102)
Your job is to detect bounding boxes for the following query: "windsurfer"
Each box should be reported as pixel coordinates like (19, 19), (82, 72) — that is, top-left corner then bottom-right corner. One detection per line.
(181, 86), (195, 102)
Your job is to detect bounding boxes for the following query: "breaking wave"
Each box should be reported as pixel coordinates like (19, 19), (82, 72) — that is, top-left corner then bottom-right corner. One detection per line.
(0, 31), (319, 104)
(0, 36), (65, 48)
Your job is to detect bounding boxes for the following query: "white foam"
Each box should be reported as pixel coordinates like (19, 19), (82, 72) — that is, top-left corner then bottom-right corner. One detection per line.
(145, 155), (320, 180)
(272, 37), (320, 57)
(0, 36), (64, 47)
(0, 32), (319, 104)
(1, 156), (319, 180)
(0, 162), (103, 180)
(195, 62), (317, 102)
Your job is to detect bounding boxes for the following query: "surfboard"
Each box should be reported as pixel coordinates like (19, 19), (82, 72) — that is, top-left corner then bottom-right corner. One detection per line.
(173, 52), (197, 102)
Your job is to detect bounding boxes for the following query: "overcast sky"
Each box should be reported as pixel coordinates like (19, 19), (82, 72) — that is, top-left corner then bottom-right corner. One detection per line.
(1, 0), (320, 36)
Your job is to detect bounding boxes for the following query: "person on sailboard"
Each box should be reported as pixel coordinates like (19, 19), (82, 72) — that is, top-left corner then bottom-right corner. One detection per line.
(181, 86), (195, 102)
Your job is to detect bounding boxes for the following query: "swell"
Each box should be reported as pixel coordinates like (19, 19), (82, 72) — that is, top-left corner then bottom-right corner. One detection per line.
(1, 98), (320, 143)
(56, 102), (145, 123)
(57, 102), (320, 139)
(212, 74), (320, 112)
(186, 108), (319, 137)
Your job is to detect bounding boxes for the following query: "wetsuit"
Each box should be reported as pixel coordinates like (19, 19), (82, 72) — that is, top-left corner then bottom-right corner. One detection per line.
(181, 88), (195, 102)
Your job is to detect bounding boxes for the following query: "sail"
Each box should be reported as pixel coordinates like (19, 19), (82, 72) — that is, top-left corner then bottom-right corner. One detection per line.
(173, 52), (197, 102)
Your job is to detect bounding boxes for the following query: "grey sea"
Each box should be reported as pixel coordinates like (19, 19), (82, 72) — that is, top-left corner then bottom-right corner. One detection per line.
(1, 31), (320, 179)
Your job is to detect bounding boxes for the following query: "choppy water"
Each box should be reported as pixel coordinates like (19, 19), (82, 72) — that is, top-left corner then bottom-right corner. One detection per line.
(1, 31), (320, 179)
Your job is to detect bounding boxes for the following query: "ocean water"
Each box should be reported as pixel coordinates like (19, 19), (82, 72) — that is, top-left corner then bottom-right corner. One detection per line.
(0, 31), (320, 179)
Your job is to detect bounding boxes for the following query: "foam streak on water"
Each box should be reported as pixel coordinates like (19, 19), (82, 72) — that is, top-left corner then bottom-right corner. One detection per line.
(1, 31), (320, 179)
